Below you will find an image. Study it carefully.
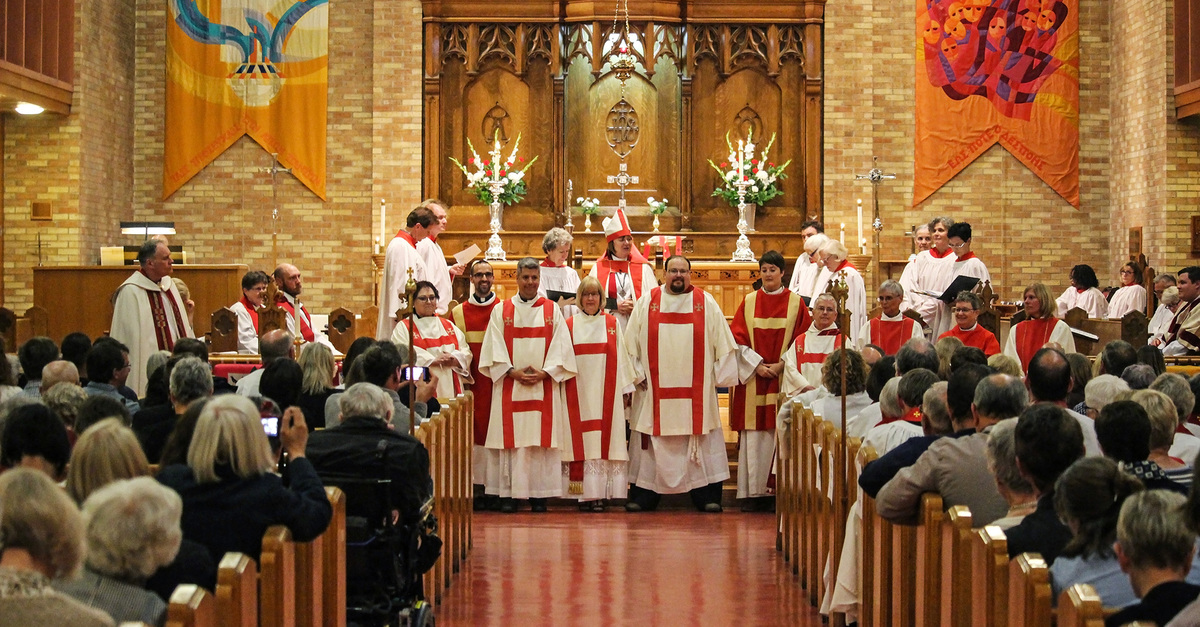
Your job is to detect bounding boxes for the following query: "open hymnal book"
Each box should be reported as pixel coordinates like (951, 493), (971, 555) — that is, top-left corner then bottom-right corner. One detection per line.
(912, 275), (984, 304)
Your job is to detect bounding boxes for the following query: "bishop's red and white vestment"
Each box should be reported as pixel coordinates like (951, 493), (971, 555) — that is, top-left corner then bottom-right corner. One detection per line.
(587, 253), (658, 328)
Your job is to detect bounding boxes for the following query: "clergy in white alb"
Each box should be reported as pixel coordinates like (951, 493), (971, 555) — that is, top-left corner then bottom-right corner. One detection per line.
(561, 276), (637, 505)
(377, 206), (434, 340)
(1003, 283), (1076, 373)
(1150, 286), (1181, 342)
(815, 241), (867, 346)
(391, 280), (472, 399)
(896, 224), (932, 311)
(228, 270), (271, 354)
(623, 256), (742, 512)
(781, 294), (846, 398)
(478, 258), (578, 507)
(588, 208), (658, 329)
(415, 199), (465, 315)
(729, 251), (812, 501)
(900, 217), (959, 338)
(449, 261), (501, 487)
(538, 227), (581, 319)
(787, 231), (831, 300)
(857, 280), (923, 356)
(1056, 264), (1108, 319)
(273, 263), (337, 353)
(1108, 262), (1149, 320)
(109, 240), (194, 396)
(1152, 268), (1200, 356)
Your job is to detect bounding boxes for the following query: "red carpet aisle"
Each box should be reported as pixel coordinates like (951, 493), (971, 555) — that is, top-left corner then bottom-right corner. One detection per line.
(437, 511), (825, 626)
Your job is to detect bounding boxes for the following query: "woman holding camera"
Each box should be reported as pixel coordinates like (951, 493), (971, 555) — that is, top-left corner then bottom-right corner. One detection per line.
(391, 280), (472, 399)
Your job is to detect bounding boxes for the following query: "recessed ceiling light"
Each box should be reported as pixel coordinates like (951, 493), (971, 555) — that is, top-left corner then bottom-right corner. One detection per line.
(15, 103), (44, 115)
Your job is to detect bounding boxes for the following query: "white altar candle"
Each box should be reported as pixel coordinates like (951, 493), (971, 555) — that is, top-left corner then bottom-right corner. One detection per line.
(840, 223), (845, 245)
(380, 198), (387, 244)
(856, 198), (863, 254)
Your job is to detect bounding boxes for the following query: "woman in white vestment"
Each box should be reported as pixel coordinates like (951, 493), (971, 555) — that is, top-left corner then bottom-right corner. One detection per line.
(1004, 283), (1076, 373)
(1056, 264), (1109, 319)
(560, 276), (636, 510)
(537, 227), (580, 318)
(390, 281), (472, 399)
(1108, 261), (1148, 320)
(1151, 286), (1182, 342)
(228, 270), (271, 354)
(788, 233), (831, 299)
(817, 240), (867, 346)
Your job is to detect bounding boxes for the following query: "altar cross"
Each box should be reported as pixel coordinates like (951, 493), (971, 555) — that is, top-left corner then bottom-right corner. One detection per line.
(607, 161), (639, 210)
(854, 156), (896, 293)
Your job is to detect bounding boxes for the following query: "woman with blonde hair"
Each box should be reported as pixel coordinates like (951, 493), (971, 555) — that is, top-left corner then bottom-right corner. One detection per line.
(1002, 283), (1076, 373)
(296, 342), (338, 428)
(1132, 388), (1194, 489)
(934, 335), (964, 380)
(66, 418), (150, 504)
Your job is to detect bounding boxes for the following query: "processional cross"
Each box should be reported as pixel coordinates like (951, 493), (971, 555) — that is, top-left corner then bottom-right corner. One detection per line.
(854, 156), (896, 290)
(607, 163), (639, 211)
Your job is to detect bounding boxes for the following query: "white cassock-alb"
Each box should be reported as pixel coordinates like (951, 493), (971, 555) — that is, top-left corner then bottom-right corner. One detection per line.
(377, 232), (428, 340)
(277, 292), (337, 353)
(816, 261), (867, 346)
(228, 297), (260, 354)
(537, 261), (581, 319)
(478, 295), (578, 499)
(789, 253), (823, 299)
(390, 314), (473, 399)
(1150, 303), (1175, 340)
(110, 271), (194, 396)
(905, 249), (958, 338)
(1057, 286), (1108, 319)
(624, 286), (742, 494)
(417, 237), (453, 315)
(1107, 284), (1147, 320)
(561, 311), (637, 500)
(780, 324), (846, 398)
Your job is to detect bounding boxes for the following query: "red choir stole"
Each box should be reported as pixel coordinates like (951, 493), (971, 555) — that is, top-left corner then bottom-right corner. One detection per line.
(146, 288), (188, 351)
(400, 316), (464, 395)
(563, 314), (619, 462)
(1013, 317), (1060, 372)
(647, 287), (707, 436)
(729, 290), (812, 431)
(868, 316), (918, 356)
(276, 296), (315, 342)
(239, 295), (260, 333)
(496, 298), (557, 448)
(452, 298), (499, 446)
(794, 328), (845, 367)
(880, 406), (923, 426)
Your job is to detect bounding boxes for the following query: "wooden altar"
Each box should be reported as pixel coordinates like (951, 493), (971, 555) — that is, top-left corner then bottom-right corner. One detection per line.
(420, 0), (825, 235)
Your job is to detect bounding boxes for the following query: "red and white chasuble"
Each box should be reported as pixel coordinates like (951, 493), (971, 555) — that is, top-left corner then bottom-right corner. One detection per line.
(451, 294), (499, 487)
(1002, 316), (1076, 373)
(110, 270), (195, 396)
(729, 288), (812, 432)
(781, 325), (845, 397)
(391, 314), (472, 398)
(858, 313), (922, 356)
(562, 312), (634, 463)
(939, 323), (1001, 357)
(377, 231), (428, 340)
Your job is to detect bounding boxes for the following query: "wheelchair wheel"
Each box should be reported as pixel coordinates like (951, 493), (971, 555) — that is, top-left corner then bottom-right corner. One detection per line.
(397, 600), (434, 627)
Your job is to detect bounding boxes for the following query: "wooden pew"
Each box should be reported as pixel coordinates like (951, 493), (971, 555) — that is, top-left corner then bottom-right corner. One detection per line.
(259, 526), (297, 627)
(295, 519), (325, 627)
(1057, 583), (1105, 627)
(1008, 553), (1051, 627)
(829, 435), (862, 627)
(166, 584), (216, 627)
(939, 506), (973, 627)
(816, 421), (836, 604)
(970, 525), (1009, 627)
(1069, 308), (1151, 354)
(777, 400), (794, 560)
(322, 487), (347, 627)
(891, 518), (918, 626)
(462, 391), (475, 556)
(14, 306), (49, 346)
(801, 410), (822, 602)
(859, 445), (884, 627)
(215, 553), (258, 627)
(915, 493), (945, 625)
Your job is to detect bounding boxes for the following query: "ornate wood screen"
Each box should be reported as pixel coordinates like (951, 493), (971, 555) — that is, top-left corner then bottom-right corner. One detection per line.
(421, 0), (825, 236)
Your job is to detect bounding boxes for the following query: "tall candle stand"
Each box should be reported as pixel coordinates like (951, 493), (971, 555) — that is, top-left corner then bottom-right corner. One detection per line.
(730, 138), (756, 263)
(484, 138), (507, 261)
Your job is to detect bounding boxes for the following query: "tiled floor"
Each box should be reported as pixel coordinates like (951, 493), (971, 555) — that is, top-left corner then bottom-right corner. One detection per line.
(436, 510), (826, 626)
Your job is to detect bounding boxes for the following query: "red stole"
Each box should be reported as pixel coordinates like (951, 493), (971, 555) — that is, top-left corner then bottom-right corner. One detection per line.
(239, 295), (260, 333)
(145, 288), (188, 351)
(498, 298), (557, 448)
(869, 316), (917, 356)
(595, 256), (648, 300)
(563, 314), (619, 462)
(794, 328), (844, 366)
(402, 316), (464, 395)
(277, 296), (315, 342)
(452, 298), (500, 446)
(729, 289), (812, 431)
(880, 406), (923, 426)
(393, 230), (418, 247)
(647, 287), (706, 436)
(1014, 317), (1059, 372)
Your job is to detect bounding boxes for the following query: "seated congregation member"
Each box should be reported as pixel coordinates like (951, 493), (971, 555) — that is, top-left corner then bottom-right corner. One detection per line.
(44, 383), (89, 438)
(42, 360), (80, 394)
(538, 227), (581, 317)
(353, 342), (436, 435)
(895, 337), (940, 376)
(1003, 283), (1076, 373)
(84, 340), (139, 414)
(1154, 373), (1200, 464)
(857, 280), (921, 356)
(781, 293), (845, 396)
(1140, 344), (1168, 375)
(1025, 347), (1101, 456)
(1153, 266), (1200, 356)
(1152, 285), (1182, 343)
(1007, 403), (1085, 563)
(1080, 374), (1130, 418)
(0, 404), (71, 480)
(860, 343), (884, 368)
(1098, 339), (1139, 376)
(875, 370), (1019, 527)
(134, 357), (212, 463)
(844, 356), (896, 439)
(228, 270), (271, 354)
(75, 396), (133, 435)
(950, 346), (988, 372)
(938, 291), (1000, 356)
(1107, 491), (1200, 627)
(1109, 261), (1148, 319)
(1050, 457), (1145, 609)
(55, 478), (182, 626)
(561, 277), (636, 511)
(1133, 389), (1194, 490)
(140, 352), (173, 410)
(1057, 264), (1109, 319)
(307, 383), (433, 524)
(1123, 364), (1157, 390)
(986, 419), (1038, 529)
(934, 336), (963, 380)
(295, 342), (338, 429)
(859, 374), (946, 496)
(156, 396), (332, 563)
(18, 336), (59, 398)
(809, 350), (872, 430)
(0, 469), (114, 627)
(259, 359), (304, 418)
(391, 280), (472, 399)
(235, 329), (294, 398)
(171, 338), (235, 396)
(67, 418), (150, 504)
(816, 240), (867, 346)
(988, 353), (1022, 377)
(1066, 352), (1092, 409)
(1096, 400), (1187, 495)
(788, 231), (830, 300)
(0, 338), (18, 403)
(60, 332), (92, 385)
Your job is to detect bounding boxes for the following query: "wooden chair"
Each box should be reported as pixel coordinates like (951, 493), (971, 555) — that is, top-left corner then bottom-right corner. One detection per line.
(259, 284), (288, 335)
(214, 553), (258, 627)
(322, 487), (347, 627)
(259, 526), (297, 627)
(1057, 583), (1105, 627)
(359, 306), (379, 340)
(1008, 553), (1051, 627)
(939, 506), (973, 627)
(327, 307), (356, 355)
(1009, 309), (1028, 326)
(15, 305), (48, 345)
(970, 525), (1009, 627)
(166, 584), (216, 627)
(859, 445), (883, 627)
(915, 493), (945, 624)
(209, 307), (239, 353)
(1119, 310), (1150, 347)
(976, 280), (1002, 342)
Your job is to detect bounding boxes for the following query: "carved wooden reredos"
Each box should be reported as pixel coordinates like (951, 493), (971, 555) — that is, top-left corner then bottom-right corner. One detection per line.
(421, 0), (825, 234)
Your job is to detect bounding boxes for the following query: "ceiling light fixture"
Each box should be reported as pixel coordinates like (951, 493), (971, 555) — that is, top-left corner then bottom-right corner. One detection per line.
(15, 103), (44, 115)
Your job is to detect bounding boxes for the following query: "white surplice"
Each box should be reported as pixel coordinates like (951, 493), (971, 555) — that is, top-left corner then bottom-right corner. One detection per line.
(905, 249), (958, 338)
(390, 314), (473, 399)
(110, 271), (194, 396)
(537, 263), (582, 319)
(377, 233), (428, 340)
(815, 262), (867, 346)
(1107, 284), (1147, 320)
(228, 300), (259, 354)
(1057, 286), (1109, 319)
(417, 237), (453, 315)
(780, 324), (844, 398)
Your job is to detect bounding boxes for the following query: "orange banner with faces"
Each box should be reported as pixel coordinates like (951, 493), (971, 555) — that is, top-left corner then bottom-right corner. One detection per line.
(914, 0), (1079, 208)
(163, 0), (328, 199)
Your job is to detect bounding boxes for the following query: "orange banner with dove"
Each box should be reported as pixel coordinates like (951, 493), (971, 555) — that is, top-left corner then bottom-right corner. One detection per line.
(163, 0), (328, 199)
(914, 0), (1079, 208)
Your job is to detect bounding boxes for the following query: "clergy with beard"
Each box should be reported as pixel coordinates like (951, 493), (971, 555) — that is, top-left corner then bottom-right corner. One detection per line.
(273, 263), (336, 352)
(729, 250), (812, 505)
(938, 291), (1001, 356)
(449, 260), (501, 494)
(624, 255), (743, 512)
(478, 257), (578, 513)
(587, 208), (658, 328)
(110, 239), (194, 396)
(1152, 267), (1200, 356)
(858, 280), (922, 356)
(901, 216), (959, 338)
(377, 206), (434, 340)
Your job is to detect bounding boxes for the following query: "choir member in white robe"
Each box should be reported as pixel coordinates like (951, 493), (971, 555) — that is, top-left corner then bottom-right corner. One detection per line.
(110, 240), (194, 396)
(561, 276), (637, 508)
(228, 270), (271, 354)
(897, 224), (932, 311)
(857, 280), (923, 355)
(478, 258), (578, 511)
(788, 232), (831, 299)
(729, 251), (812, 503)
(1152, 268), (1200, 356)
(1055, 264), (1108, 319)
(901, 217), (959, 338)
(1150, 286), (1181, 342)
(815, 241), (867, 346)
(273, 264), (337, 353)
(588, 208), (658, 329)
(1108, 261), (1149, 319)
(391, 281), (472, 399)
(947, 221), (991, 291)
(537, 227), (581, 319)
(624, 256), (743, 512)
(414, 199), (465, 315)
(377, 206), (434, 340)
(781, 294), (845, 398)
(1003, 283), (1076, 373)
(449, 261), (501, 491)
